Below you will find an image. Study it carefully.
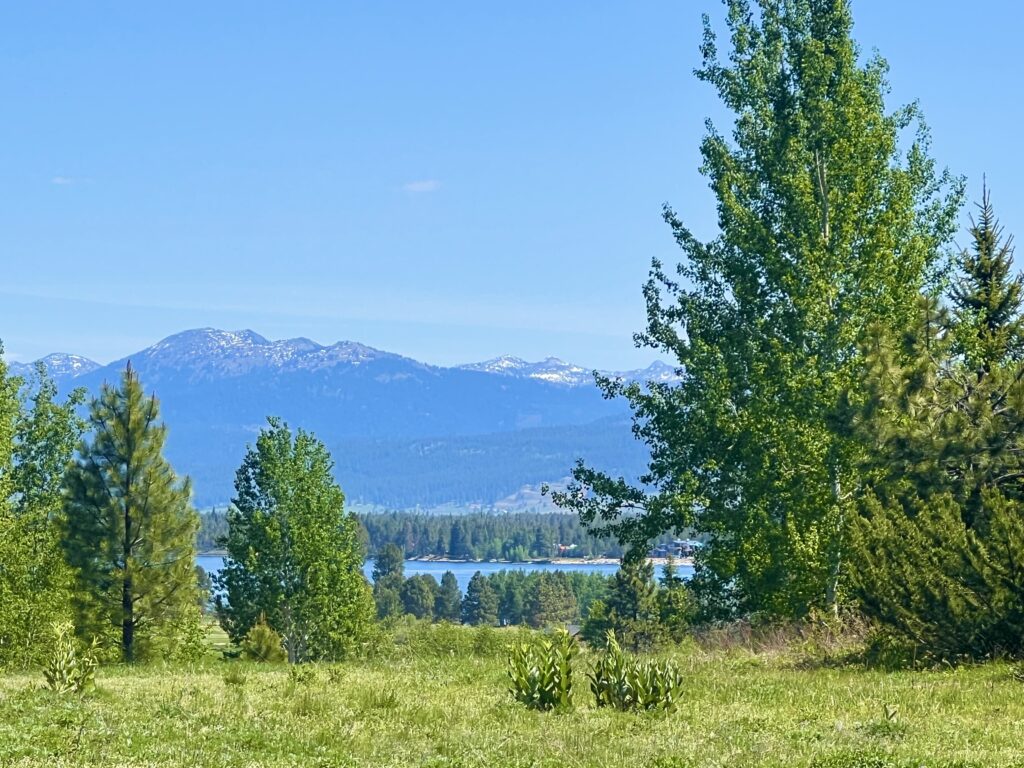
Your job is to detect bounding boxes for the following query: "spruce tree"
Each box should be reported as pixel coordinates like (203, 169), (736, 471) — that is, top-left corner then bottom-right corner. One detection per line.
(461, 571), (498, 626)
(217, 418), (374, 662)
(951, 183), (1024, 372)
(434, 571), (462, 622)
(62, 364), (199, 662)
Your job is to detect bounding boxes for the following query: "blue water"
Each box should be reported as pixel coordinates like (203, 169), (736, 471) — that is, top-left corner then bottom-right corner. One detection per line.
(197, 556), (692, 593)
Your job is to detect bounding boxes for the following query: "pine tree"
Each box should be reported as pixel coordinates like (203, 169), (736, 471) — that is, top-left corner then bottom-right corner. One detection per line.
(216, 418), (374, 662)
(600, 557), (665, 652)
(62, 364), (199, 662)
(434, 571), (462, 622)
(461, 571), (498, 626)
(847, 196), (1024, 660)
(525, 572), (578, 628)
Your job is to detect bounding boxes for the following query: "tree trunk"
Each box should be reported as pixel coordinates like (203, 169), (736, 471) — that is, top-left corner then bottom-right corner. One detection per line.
(825, 472), (843, 620)
(123, 499), (134, 663)
(122, 570), (134, 662)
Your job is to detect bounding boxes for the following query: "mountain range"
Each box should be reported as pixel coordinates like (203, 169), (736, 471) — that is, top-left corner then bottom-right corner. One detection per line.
(7, 329), (676, 509)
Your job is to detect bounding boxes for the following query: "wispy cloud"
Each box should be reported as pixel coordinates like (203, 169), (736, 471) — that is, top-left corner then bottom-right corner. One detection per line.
(402, 179), (441, 193)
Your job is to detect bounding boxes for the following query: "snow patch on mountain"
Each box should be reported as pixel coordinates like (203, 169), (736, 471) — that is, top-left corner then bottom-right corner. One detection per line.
(460, 355), (680, 387)
(11, 328), (680, 388)
(117, 328), (415, 379)
(7, 353), (101, 380)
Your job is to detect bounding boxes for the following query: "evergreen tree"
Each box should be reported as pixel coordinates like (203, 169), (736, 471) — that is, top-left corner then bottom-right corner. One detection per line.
(434, 571), (462, 622)
(525, 572), (577, 628)
(552, 0), (962, 620)
(580, 599), (610, 647)
(372, 582), (403, 620)
(848, 195), (1024, 660)
(62, 364), (199, 662)
(217, 418), (374, 662)
(372, 543), (405, 582)
(461, 571), (498, 626)
(496, 571), (527, 625)
(400, 573), (438, 620)
(951, 183), (1024, 372)
(531, 526), (553, 558)
(449, 521), (471, 560)
(601, 557), (665, 652)
(851, 486), (1024, 661)
(372, 543), (405, 619)
(658, 556), (693, 642)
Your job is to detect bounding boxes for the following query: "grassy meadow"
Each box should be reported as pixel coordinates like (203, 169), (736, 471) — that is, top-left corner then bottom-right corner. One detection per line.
(2, 623), (1024, 768)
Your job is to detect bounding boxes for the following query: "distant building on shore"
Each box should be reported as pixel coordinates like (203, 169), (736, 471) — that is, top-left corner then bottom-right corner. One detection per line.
(650, 539), (703, 559)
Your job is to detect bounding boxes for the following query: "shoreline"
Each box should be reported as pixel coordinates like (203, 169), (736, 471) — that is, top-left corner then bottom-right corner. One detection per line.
(404, 555), (694, 568)
(197, 552), (694, 568)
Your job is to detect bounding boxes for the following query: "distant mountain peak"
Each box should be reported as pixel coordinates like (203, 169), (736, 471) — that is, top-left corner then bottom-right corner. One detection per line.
(111, 327), (411, 379)
(150, 327), (270, 352)
(459, 354), (678, 387)
(462, 355), (531, 374)
(8, 353), (101, 381)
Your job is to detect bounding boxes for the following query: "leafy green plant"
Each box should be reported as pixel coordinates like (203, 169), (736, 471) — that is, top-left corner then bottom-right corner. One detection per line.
(590, 631), (684, 712)
(43, 622), (98, 695)
(288, 664), (318, 687)
(241, 617), (286, 663)
(507, 629), (577, 711)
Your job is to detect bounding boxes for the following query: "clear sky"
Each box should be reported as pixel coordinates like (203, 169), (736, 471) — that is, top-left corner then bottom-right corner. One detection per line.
(2, 1), (1021, 369)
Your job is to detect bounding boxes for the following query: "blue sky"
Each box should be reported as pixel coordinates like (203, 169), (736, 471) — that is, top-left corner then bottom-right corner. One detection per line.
(2, 1), (1021, 369)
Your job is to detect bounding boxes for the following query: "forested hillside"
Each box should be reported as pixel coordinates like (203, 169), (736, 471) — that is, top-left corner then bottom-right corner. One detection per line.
(21, 329), (659, 507)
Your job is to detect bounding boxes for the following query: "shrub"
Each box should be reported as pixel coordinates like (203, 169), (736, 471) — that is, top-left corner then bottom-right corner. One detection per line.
(43, 622), (98, 695)
(242, 617), (286, 663)
(507, 628), (577, 711)
(589, 631), (684, 712)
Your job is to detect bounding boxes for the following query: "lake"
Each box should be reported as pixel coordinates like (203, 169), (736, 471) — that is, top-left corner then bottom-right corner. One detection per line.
(196, 556), (693, 592)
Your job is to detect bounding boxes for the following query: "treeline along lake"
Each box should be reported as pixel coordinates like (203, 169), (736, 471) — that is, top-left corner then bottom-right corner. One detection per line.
(197, 555), (693, 593)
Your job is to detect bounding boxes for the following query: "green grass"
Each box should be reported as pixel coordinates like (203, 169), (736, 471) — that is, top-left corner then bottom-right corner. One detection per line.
(3, 626), (1024, 767)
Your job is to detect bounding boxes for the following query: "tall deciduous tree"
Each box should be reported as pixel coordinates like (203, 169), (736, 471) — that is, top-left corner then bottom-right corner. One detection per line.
(0, 357), (84, 667)
(553, 0), (962, 620)
(217, 418), (374, 662)
(62, 364), (199, 662)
